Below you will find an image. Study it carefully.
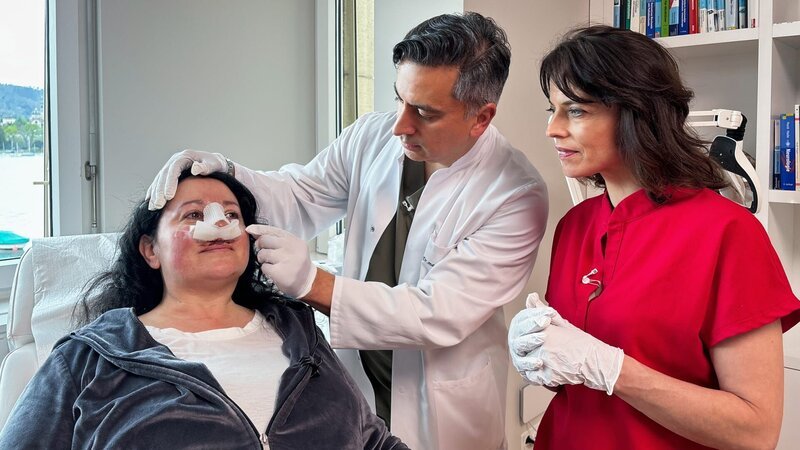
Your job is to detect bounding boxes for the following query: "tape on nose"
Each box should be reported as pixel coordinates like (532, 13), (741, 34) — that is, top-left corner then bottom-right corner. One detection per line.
(203, 202), (227, 225)
(190, 202), (242, 241)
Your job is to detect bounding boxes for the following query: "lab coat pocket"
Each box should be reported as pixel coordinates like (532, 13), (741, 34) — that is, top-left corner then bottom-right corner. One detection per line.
(430, 360), (504, 450)
(419, 237), (454, 280)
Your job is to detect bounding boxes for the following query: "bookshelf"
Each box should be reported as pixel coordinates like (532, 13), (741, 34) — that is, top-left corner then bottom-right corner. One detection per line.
(770, 189), (800, 204)
(591, 1), (799, 448)
(656, 27), (758, 57)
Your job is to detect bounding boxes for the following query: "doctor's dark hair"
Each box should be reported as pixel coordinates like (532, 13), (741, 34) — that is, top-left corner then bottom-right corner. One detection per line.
(540, 25), (728, 197)
(393, 11), (511, 114)
(75, 170), (276, 326)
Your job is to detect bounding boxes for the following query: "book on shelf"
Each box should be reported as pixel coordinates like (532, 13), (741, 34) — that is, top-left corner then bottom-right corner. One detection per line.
(614, 0), (621, 28)
(668, 0), (679, 35)
(662, 0), (671, 35)
(689, 0), (698, 34)
(623, 0), (631, 29)
(640, 0), (648, 34)
(737, 0), (747, 28)
(796, 105), (800, 190)
(774, 118), (782, 189)
(631, 0), (641, 33)
(716, 0), (726, 30)
(725, 0), (738, 30)
(699, 0), (708, 33)
(646, 0), (656, 37)
(780, 114), (796, 191)
(706, 0), (718, 31)
(679, 0), (689, 34)
(655, 0), (663, 36)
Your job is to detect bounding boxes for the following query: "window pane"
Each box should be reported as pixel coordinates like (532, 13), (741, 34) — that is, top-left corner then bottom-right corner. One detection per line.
(339, 0), (374, 131)
(355, 0), (374, 118)
(0, 0), (46, 261)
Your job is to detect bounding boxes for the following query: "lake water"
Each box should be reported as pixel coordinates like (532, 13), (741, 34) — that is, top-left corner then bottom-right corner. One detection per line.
(0, 154), (45, 258)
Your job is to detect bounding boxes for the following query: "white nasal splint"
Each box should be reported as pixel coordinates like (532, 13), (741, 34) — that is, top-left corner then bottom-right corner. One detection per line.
(189, 202), (242, 241)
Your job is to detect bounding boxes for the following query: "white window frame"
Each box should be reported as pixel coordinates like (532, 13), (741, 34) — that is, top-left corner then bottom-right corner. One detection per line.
(0, 0), (94, 305)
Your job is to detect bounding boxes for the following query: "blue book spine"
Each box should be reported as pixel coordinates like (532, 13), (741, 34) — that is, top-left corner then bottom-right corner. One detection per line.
(737, 0), (747, 28)
(679, 0), (689, 35)
(780, 114), (796, 190)
(669, 0), (680, 35)
(655, 0), (662, 36)
(699, 0), (707, 32)
(646, 0), (656, 37)
(774, 119), (782, 189)
(716, 0), (727, 30)
(614, 0), (621, 28)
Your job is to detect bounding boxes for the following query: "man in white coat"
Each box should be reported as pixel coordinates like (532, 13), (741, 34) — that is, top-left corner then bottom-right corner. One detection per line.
(147, 12), (547, 450)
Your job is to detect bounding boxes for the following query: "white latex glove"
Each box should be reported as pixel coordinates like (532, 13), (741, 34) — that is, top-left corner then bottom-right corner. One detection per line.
(246, 224), (317, 299)
(508, 294), (558, 372)
(516, 309), (624, 395)
(146, 149), (230, 210)
(525, 291), (548, 309)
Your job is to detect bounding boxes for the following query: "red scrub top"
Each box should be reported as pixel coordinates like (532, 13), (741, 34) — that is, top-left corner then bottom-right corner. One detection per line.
(535, 188), (800, 450)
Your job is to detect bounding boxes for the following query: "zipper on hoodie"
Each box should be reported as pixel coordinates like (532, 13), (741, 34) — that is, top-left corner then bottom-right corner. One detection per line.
(264, 305), (320, 436)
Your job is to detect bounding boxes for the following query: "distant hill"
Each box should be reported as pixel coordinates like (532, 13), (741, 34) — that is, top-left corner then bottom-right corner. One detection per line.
(0, 84), (44, 119)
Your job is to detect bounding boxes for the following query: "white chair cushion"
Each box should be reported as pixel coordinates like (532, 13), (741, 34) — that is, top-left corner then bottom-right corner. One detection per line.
(30, 234), (119, 365)
(7, 247), (35, 351)
(0, 344), (38, 428)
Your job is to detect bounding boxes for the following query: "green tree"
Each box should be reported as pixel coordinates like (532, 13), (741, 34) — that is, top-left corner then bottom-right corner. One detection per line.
(21, 120), (42, 152)
(4, 124), (19, 152)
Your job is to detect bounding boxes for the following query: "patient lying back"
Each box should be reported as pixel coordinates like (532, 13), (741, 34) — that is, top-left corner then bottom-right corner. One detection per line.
(0, 171), (407, 450)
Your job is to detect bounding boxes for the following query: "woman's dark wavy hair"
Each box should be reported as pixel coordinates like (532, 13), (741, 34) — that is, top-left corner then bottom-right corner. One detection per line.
(540, 25), (729, 198)
(74, 170), (278, 326)
(393, 11), (511, 115)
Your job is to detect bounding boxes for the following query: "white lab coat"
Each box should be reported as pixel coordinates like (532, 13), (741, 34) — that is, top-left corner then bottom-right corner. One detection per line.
(235, 112), (548, 450)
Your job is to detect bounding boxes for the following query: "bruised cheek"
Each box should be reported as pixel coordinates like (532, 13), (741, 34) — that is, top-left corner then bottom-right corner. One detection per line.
(164, 227), (194, 272)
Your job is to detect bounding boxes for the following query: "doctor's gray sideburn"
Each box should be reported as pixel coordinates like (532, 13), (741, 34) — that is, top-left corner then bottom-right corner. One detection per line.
(392, 11), (511, 116)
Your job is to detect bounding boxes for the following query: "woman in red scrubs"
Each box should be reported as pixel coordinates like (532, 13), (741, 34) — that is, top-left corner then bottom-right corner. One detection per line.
(509, 25), (800, 449)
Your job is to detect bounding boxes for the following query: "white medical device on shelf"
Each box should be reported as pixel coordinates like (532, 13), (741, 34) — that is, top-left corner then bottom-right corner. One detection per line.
(688, 109), (761, 213)
(564, 109), (762, 214)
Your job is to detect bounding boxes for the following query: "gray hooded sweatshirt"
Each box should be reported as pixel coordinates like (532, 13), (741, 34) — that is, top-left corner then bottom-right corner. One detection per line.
(0, 300), (407, 449)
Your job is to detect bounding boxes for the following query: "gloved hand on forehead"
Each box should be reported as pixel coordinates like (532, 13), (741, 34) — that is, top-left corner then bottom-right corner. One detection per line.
(509, 294), (624, 395)
(146, 149), (230, 211)
(245, 224), (318, 299)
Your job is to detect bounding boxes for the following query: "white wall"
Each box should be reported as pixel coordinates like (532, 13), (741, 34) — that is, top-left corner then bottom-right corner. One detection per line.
(373, 0), (463, 113)
(95, 0), (316, 231)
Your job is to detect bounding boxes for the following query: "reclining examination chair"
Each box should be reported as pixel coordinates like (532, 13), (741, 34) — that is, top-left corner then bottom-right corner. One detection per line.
(0, 233), (119, 429)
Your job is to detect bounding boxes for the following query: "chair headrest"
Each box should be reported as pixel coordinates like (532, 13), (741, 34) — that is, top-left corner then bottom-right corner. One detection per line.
(28, 233), (119, 365)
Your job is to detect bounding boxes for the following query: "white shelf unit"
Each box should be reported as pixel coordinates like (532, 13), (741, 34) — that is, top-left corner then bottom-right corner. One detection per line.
(590, 2), (800, 447)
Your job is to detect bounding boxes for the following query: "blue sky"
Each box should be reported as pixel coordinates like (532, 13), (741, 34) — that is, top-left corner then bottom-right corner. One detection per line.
(0, 0), (45, 88)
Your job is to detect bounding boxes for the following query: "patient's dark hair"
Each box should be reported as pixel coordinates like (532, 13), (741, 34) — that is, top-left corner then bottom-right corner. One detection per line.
(540, 25), (729, 198)
(75, 170), (277, 326)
